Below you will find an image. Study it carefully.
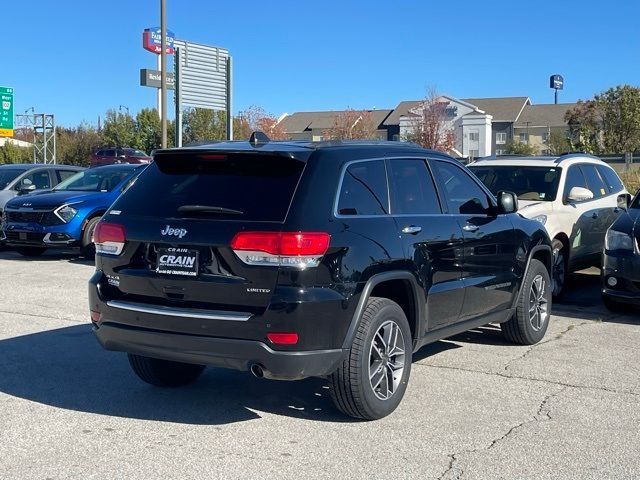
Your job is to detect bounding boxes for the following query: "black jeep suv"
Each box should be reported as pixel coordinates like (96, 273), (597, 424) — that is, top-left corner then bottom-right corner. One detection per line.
(89, 138), (553, 420)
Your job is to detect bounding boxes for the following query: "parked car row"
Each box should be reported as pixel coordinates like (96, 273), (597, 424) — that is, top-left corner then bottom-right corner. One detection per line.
(89, 148), (152, 167)
(1, 140), (638, 421)
(0, 164), (144, 258)
(468, 153), (636, 311)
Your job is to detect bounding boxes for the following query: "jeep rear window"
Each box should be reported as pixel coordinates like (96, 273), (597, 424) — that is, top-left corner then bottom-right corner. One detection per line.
(112, 153), (305, 222)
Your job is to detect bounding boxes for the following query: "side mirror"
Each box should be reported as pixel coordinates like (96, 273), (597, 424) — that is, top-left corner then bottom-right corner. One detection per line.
(617, 193), (632, 211)
(567, 186), (593, 203)
(18, 182), (36, 194)
(497, 191), (518, 214)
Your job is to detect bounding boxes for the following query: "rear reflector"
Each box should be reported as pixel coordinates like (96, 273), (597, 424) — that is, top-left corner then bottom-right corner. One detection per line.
(90, 310), (101, 323)
(94, 221), (126, 255)
(231, 232), (330, 269)
(267, 332), (299, 345)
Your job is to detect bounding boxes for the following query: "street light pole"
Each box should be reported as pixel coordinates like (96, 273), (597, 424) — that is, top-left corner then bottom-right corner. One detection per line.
(160, 0), (167, 148)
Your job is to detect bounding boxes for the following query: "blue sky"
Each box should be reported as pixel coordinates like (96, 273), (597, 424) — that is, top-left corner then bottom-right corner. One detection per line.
(4, 0), (640, 126)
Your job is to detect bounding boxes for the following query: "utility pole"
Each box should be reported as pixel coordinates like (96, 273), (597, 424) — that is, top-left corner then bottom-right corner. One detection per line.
(160, 0), (168, 148)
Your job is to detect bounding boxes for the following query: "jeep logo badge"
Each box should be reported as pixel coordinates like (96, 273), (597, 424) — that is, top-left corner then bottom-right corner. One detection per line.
(161, 225), (188, 238)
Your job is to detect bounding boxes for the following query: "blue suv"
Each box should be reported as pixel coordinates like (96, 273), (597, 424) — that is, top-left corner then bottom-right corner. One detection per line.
(2, 164), (144, 258)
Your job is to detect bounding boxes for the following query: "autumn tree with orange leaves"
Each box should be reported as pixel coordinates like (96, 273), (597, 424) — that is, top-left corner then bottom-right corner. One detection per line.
(404, 90), (455, 152)
(234, 106), (288, 140)
(323, 109), (379, 140)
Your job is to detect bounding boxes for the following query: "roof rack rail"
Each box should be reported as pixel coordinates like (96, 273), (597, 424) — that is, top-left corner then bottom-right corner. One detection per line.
(556, 152), (601, 163)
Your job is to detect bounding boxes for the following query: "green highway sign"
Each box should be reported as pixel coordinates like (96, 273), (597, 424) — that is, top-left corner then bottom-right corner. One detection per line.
(0, 86), (14, 137)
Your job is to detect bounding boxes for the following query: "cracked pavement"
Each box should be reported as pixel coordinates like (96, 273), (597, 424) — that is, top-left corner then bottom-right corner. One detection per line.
(0, 250), (639, 479)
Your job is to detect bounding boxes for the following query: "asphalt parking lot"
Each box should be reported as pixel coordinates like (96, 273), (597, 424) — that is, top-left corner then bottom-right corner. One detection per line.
(0, 249), (638, 480)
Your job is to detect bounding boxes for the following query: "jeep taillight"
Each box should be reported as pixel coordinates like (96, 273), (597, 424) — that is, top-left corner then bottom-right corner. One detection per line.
(94, 222), (126, 255)
(230, 232), (330, 268)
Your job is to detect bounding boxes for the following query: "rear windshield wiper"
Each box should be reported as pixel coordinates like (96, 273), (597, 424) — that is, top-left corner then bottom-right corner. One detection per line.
(177, 205), (244, 215)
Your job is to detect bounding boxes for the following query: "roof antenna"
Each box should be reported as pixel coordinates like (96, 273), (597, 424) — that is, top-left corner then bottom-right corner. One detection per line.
(249, 131), (271, 146)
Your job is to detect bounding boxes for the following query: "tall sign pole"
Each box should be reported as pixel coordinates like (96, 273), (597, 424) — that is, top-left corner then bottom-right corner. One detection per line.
(226, 57), (233, 140)
(174, 47), (183, 147)
(160, 0), (168, 148)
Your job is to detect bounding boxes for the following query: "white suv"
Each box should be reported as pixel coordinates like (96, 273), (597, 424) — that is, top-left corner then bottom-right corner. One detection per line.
(469, 154), (627, 296)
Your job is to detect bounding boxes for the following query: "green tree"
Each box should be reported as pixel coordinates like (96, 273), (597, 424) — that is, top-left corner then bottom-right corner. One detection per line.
(565, 100), (601, 153)
(102, 109), (137, 148)
(506, 139), (539, 155)
(183, 108), (227, 144)
(0, 142), (31, 164)
(595, 85), (640, 153)
(135, 108), (162, 153)
(547, 129), (572, 155)
(56, 123), (103, 166)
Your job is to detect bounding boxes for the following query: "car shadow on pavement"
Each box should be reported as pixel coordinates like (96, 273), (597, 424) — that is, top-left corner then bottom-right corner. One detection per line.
(0, 250), (94, 266)
(554, 271), (639, 324)
(0, 324), (355, 425)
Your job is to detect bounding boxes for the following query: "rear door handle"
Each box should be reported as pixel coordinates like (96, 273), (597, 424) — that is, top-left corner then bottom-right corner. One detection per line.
(462, 224), (479, 232)
(401, 225), (422, 235)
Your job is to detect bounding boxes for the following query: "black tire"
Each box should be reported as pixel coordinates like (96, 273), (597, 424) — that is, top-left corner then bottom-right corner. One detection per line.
(502, 259), (551, 345)
(551, 239), (567, 299)
(15, 247), (47, 257)
(602, 295), (629, 313)
(128, 354), (205, 387)
(80, 216), (101, 259)
(329, 297), (412, 420)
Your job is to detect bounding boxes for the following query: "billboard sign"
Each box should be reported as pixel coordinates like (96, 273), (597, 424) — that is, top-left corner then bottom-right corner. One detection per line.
(550, 74), (564, 90)
(143, 27), (175, 54)
(140, 69), (175, 89)
(173, 40), (229, 110)
(0, 86), (14, 137)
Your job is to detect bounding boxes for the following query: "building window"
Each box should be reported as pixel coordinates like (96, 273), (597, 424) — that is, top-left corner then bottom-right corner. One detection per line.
(519, 132), (529, 142)
(495, 149), (506, 156)
(469, 132), (479, 141)
(469, 149), (480, 158)
(496, 132), (507, 144)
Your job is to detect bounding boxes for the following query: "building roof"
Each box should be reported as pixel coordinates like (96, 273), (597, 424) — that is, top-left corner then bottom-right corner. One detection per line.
(278, 109), (393, 133)
(382, 101), (423, 126)
(460, 97), (530, 122)
(384, 96), (530, 125)
(514, 103), (577, 128)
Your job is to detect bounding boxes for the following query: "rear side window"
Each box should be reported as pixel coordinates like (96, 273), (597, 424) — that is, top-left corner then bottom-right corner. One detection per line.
(596, 165), (624, 194)
(388, 159), (441, 214)
(113, 153), (305, 222)
(581, 164), (607, 199)
(337, 160), (388, 216)
(56, 170), (78, 183)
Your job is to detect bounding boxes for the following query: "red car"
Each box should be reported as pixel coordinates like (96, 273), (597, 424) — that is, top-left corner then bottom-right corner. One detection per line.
(89, 148), (152, 167)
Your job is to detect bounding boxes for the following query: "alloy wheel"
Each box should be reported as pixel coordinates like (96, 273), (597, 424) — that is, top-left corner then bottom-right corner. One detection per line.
(529, 274), (549, 331)
(368, 320), (406, 400)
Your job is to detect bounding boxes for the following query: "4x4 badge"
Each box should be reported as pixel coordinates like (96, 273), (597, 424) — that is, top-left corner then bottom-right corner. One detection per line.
(161, 225), (188, 238)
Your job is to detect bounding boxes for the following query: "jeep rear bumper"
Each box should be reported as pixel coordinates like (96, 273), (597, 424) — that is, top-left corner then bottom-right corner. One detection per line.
(94, 322), (345, 380)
